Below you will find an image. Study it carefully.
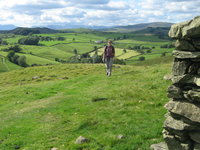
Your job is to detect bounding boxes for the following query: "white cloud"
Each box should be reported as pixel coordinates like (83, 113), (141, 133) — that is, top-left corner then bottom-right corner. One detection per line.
(0, 0), (199, 27)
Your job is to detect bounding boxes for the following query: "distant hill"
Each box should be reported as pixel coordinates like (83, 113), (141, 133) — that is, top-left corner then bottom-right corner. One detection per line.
(0, 22), (173, 35)
(0, 27), (61, 35)
(99, 22), (173, 33)
(133, 26), (170, 34)
(59, 28), (94, 33)
(46, 24), (113, 30)
(0, 24), (17, 30)
(132, 27), (171, 40)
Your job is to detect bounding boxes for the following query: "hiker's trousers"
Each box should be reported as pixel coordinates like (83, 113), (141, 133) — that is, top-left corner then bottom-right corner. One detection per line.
(105, 57), (113, 74)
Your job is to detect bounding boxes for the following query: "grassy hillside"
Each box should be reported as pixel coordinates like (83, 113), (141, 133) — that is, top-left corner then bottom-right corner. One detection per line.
(21, 45), (73, 60)
(0, 29), (174, 73)
(0, 54), (21, 72)
(100, 22), (172, 33)
(89, 48), (139, 60)
(17, 53), (60, 66)
(0, 58), (172, 149)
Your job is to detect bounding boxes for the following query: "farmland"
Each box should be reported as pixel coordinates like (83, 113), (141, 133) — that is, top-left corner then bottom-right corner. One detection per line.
(0, 30), (174, 70)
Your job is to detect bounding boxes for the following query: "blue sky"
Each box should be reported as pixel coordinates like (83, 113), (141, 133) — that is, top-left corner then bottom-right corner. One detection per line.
(0, 0), (199, 27)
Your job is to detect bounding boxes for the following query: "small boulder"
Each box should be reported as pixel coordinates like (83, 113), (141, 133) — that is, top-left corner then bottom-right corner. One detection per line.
(75, 136), (89, 144)
(51, 148), (58, 150)
(117, 134), (125, 139)
(14, 145), (20, 149)
(32, 76), (40, 80)
(163, 74), (172, 80)
(150, 142), (168, 150)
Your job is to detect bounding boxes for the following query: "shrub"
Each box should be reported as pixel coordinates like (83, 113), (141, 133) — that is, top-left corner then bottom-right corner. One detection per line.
(138, 56), (145, 61)
(3, 45), (22, 52)
(17, 55), (28, 67)
(161, 52), (167, 57)
(7, 51), (28, 67)
(18, 36), (39, 45)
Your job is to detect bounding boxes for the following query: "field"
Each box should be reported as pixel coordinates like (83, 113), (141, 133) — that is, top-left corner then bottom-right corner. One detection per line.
(0, 53), (21, 72)
(0, 31), (174, 69)
(0, 56), (172, 149)
(90, 48), (140, 60)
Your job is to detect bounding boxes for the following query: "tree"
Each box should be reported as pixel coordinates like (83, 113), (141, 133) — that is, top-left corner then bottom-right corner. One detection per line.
(13, 55), (19, 64)
(3, 45), (22, 52)
(55, 58), (60, 62)
(162, 52), (166, 57)
(7, 51), (15, 61)
(123, 49), (127, 53)
(73, 49), (78, 55)
(146, 49), (152, 53)
(138, 56), (145, 61)
(56, 37), (66, 41)
(94, 46), (97, 51)
(18, 36), (39, 45)
(17, 55), (27, 67)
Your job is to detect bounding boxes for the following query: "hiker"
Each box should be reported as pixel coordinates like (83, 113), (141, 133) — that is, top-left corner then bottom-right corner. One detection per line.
(103, 40), (115, 76)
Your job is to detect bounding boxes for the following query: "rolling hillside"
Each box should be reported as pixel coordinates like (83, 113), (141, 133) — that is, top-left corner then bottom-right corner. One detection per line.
(0, 54), (21, 72)
(0, 24), (174, 73)
(99, 22), (173, 33)
(0, 57), (172, 149)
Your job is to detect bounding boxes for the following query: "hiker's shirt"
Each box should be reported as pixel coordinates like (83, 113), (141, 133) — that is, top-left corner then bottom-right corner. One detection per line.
(105, 45), (115, 58)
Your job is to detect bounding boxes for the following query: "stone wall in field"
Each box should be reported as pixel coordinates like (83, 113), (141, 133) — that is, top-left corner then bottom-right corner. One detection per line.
(163, 16), (200, 150)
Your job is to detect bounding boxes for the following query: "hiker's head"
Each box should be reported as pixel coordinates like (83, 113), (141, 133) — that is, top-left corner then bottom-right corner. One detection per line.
(108, 40), (112, 45)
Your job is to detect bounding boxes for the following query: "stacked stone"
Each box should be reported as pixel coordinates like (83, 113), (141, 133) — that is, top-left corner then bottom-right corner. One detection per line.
(163, 16), (200, 150)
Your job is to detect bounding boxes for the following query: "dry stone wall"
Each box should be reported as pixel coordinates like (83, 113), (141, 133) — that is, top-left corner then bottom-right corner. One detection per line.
(163, 16), (200, 150)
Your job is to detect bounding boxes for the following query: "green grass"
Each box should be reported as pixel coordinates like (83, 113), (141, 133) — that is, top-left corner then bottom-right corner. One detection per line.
(5, 35), (26, 44)
(53, 43), (103, 55)
(90, 48), (139, 60)
(38, 33), (106, 46)
(0, 51), (59, 66)
(17, 53), (59, 65)
(0, 53), (21, 73)
(0, 62), (171, 149)
(126, 52), (173, 65)
(21, 45), (73, 60)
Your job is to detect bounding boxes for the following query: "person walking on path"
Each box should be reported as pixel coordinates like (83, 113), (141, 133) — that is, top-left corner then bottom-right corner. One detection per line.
(103, 40), (115, 76)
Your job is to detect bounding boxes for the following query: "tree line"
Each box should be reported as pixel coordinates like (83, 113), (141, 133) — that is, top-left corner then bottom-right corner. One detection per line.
(17, 36), (66, 45)
(3, 45), (28, 67)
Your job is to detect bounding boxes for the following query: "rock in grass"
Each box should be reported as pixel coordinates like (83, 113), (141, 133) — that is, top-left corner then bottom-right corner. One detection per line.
(75, 136), (89, 144)
(91, 97), (108, 102)
(51, 148), (58, 150)
(163, 74), (172, 80)
(150, 142), (168, 150)
(14, 145), (20, 149)
(117, 134), (125, 139)
(32, 76), (40, 80)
